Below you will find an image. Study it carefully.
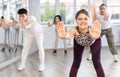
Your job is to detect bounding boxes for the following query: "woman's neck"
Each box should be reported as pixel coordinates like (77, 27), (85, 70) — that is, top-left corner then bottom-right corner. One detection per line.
(78, 27), (88, 35)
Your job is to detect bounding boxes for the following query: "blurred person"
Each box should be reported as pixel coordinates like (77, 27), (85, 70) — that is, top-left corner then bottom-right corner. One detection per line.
(1, 8), (45, 71)
(87, 4), (119, 62)
(48, 15), (67, 54)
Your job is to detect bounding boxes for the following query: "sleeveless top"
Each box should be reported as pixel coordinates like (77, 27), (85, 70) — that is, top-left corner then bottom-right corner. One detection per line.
(75, 26), (94, 46)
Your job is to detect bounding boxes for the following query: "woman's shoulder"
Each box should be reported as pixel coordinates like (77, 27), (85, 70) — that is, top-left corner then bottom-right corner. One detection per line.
(71, 26), (77, 31)
(71, 26), (79, 37)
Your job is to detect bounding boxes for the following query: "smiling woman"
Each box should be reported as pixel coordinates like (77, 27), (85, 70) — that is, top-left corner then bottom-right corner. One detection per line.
(56, 8), (105, 77)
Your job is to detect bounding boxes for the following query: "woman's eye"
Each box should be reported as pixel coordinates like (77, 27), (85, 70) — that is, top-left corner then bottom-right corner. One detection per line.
(78, 18), (82, 20)
(78, 18), (88, 21)
(85, 18), (88, 20)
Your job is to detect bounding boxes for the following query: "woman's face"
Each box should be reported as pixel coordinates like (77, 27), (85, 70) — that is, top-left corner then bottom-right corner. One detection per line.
(55, 17), (60, 23)
(76, 13), (89, 30)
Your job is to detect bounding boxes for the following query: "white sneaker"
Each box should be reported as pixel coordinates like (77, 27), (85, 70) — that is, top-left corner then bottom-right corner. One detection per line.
(87, 53), (92, 61)
(113, 55), (119, 62)
(17, 64), (25, 71)
(39, 64), (44, 72)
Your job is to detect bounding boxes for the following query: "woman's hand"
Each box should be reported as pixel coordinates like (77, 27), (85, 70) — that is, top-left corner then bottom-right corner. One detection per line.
(89, 20), (101, 39)
(56, 21), (66, 39)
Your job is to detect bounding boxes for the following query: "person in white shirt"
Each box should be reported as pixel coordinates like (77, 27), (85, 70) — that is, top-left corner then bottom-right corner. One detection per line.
(87, 4), (118, 62)
(1, 8), (45, 71)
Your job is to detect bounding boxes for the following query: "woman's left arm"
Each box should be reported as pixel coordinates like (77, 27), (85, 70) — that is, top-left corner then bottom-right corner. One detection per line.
(89, 20), (101, 39)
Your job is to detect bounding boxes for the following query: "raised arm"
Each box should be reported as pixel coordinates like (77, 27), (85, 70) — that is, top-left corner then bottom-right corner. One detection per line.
(88, 0), (101, 39)
(90, 0), (98, 21)
(56, 21), (76, 39)
(89, 20), (101, 39)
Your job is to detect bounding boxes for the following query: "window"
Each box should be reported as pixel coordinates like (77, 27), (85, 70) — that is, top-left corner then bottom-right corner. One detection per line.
(40, 0), (74, 25)
(40, 0), (55, 24)
(0, 0), (23, 20)
(111, 14), (120, 19)
(107, 0), (120, 25)
(111, 13), (120, 25)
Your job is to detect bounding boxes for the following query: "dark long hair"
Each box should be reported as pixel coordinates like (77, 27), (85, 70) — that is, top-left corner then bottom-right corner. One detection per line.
(75, 9), (89, 20)
(53, 15), (62, 24)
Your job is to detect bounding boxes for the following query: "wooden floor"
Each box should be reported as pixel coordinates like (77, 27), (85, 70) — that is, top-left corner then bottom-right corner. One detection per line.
(0, 46), (120, 77)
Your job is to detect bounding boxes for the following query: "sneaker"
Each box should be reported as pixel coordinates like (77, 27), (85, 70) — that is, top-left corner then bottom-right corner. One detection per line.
(53, 50), (57, 53)
(17, 64), (25, 71)
(113, 55), (119, 62)
(64, 50), (67, 54)
(39, 65), (44, 72)
(87, 53), (92, 61)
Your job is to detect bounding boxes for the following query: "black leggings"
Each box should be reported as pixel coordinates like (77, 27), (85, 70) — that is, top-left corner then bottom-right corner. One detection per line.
(69, 38), (105, 77)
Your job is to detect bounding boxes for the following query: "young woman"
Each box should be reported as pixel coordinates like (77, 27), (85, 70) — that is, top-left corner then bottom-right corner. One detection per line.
(48, 15), (67, 54)
(56, 9), (105, 77)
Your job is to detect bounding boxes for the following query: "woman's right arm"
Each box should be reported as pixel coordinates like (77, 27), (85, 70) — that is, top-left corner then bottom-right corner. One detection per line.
(56, 21), (77, 39)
